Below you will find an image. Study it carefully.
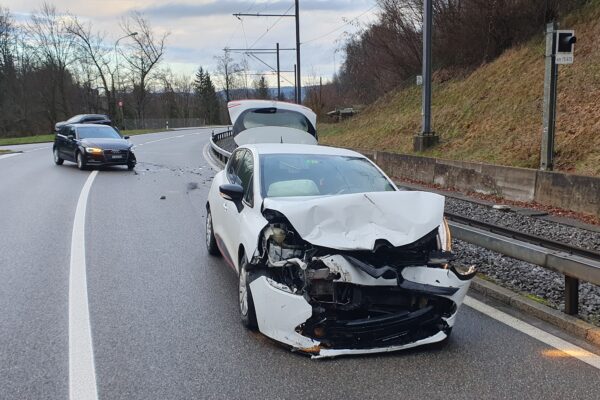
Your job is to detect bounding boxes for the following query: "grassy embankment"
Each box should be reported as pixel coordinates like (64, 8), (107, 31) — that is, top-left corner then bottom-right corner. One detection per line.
(0, 129), (164, 147)
(319, 1), (600, 176)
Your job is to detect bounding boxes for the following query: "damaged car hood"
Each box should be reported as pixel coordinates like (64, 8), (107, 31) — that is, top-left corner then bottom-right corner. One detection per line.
(262, 191), (445, 251)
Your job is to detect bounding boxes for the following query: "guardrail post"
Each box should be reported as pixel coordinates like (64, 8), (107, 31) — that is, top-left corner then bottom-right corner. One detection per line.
(564, 276), (579, 315)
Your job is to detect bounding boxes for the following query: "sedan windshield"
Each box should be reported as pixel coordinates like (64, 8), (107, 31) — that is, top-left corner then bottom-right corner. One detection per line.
(78, 126), (121, 139)
(260, 154), (395, 198)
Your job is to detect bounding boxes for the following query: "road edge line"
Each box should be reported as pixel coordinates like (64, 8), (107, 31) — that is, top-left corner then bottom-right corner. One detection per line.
(464, 296), (600, 370)
(69, 170), (99, 400)
(470, 277), (600, 347)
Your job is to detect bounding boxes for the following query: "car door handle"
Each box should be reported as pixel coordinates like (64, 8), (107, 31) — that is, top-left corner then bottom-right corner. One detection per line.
(222, 202), (228, 212)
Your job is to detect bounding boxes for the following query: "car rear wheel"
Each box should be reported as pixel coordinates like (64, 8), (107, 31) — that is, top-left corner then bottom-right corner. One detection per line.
(53, 148), (64, 165)
(205, 208), (220, 256)
(76, 152), (86, 170)
(239, 255), (258, 330)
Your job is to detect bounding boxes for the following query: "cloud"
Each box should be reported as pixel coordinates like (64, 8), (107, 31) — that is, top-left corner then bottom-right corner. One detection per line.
(139, 0), (369, 19)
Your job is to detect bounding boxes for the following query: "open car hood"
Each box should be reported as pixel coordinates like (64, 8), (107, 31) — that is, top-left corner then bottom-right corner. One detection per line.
(262, 191), (445, 251)
(234, 126), (317, 146)
(228, 100), (317, 127)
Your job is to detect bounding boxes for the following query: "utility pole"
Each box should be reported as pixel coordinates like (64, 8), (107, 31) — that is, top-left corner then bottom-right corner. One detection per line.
(294, 64), (297, 103)
(541, 22), (559, 171)
(540, 23), (576, 171)
(276, 43), (281, 100)
(413, 0), (439, 152)
(233, 0), (301, 104)
(295, 0), (301, 104)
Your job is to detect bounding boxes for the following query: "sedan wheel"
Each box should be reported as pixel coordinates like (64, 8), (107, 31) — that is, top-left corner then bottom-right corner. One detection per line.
(76, 152), (86, 170)
(205, 209), (220, 256)
(239, 256), (258, 330)
(53, 149), (64, 165)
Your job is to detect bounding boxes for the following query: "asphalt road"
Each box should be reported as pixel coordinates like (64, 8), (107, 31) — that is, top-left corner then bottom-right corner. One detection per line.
(1, 129), (599, 400)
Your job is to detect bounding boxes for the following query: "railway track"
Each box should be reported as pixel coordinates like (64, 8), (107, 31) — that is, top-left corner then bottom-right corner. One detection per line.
(444, 211), (600, 262)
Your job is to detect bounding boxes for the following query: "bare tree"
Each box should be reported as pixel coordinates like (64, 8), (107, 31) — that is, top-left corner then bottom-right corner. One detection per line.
(214, 48), (244, 102)
(67, 16), (116, 118)
(25, 2), (77, 127)
(120, 12), (168, 123)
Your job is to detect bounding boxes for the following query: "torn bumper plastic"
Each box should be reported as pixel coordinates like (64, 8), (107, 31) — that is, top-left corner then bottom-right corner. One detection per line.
(249, 259), (473, 359)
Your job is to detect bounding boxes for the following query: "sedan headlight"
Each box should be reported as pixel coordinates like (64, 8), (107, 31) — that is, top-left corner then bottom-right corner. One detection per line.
(85, 147), (103, 154)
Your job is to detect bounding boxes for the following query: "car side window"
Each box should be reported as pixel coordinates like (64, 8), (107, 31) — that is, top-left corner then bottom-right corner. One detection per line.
(227, 149), (245, 185)
(237, 151), (254, 206)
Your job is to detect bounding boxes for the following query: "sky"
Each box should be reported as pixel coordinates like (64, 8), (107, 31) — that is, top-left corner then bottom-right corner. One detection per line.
(5, 0), (379, 87)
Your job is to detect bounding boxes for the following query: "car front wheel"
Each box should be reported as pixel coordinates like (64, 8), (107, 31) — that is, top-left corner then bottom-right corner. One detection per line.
(239, 255), (258, 330)
(76, 152), (86, 170)
(53, 148), (64, 165)
(205, 208), (220, 256)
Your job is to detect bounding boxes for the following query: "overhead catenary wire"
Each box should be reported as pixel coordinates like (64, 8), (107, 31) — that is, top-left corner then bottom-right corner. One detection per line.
(248, 4), (295, 49)
(302, 4), (378, 45)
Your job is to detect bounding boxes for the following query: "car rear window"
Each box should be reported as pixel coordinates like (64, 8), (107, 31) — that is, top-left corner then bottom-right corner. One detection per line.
(234, 108), (316, 136)
(260, 154), (395, 198)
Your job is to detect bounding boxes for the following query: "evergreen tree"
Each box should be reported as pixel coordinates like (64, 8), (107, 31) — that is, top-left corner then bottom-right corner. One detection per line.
(194, 66), (221, 125)
(253, 76), (270, 100)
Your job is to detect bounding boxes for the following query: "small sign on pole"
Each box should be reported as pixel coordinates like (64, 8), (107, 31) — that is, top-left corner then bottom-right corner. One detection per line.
(555, 30), (576, 65)
(416, 75), (423, 86)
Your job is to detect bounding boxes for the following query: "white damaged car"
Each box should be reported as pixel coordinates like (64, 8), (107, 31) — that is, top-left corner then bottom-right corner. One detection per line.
(205, 144), (476, 358)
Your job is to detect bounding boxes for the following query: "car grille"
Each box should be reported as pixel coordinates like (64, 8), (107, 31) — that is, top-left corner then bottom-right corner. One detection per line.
(104, 149), (128, 161)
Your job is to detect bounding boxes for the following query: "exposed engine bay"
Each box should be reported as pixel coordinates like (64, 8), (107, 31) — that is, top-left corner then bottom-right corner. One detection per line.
(248, 209), (477, 358)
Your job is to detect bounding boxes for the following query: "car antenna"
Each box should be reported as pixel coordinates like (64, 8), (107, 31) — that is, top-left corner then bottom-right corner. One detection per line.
(280, 136), (283, 143)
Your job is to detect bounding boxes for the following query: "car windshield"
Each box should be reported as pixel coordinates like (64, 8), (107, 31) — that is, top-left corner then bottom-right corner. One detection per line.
(77, 126), (121, 139)
(260, 154), (395, 198)
(234, 108), (316, 136)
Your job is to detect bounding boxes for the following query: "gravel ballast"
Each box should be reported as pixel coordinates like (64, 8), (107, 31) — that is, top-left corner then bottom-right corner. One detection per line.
(446, 197), (600, 326)
(445, 197), (600, 251)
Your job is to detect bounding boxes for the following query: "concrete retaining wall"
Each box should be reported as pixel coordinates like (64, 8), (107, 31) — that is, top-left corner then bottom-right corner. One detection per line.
(363, 150), (600, 218)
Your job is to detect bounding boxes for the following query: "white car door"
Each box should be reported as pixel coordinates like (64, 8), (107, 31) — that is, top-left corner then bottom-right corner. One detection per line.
(220, 149), (257, 272)
(211, 149), (245, 266)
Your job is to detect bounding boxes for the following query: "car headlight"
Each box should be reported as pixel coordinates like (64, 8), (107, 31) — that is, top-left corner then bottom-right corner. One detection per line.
(129, 146), (135, 152)
(85, 147), (103, 154)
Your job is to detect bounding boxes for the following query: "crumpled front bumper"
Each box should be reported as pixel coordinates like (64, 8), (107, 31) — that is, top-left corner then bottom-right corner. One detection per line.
(249, 262), (472, 359)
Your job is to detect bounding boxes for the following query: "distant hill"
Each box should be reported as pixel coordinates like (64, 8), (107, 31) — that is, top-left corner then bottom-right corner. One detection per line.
(320, 1), (600, 176)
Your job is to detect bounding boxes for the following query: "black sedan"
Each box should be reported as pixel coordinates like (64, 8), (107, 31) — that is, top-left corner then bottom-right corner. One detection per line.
(53, 124), (136, 170)
(54, 114), (112, 132)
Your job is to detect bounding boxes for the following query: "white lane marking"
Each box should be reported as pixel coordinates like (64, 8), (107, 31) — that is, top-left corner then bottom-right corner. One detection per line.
(69, 170), (99, 400)
(464, 296), (600, 370)
(25, 146), (52, 152)
(202, 142), (223, 170)
(0, 153), (21, 160)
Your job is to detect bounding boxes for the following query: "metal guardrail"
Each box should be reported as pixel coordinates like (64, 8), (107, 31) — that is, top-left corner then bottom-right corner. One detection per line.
(209, 138), (599, 316)
(210, 128), (233, 164)
(448, 217), (600, 316)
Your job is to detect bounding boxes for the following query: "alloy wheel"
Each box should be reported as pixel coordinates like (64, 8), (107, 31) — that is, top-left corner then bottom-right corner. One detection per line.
(239, 268), (248, 317)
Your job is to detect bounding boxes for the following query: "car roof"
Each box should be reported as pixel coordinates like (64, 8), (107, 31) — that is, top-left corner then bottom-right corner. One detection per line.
(69, 123), (114, 128)
(240, 143), (365, 158)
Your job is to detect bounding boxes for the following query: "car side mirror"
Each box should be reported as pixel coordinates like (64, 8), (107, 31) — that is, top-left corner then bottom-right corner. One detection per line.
(219, 184), (244, 203)
(67, 134), (75, 140)
(123, 135), (130, 140)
